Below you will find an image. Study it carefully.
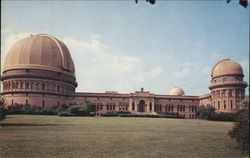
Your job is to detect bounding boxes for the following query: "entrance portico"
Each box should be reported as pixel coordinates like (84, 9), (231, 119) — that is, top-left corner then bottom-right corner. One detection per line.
(138, 100), (146, 112)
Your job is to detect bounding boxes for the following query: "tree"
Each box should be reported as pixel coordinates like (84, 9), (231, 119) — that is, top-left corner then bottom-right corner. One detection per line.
(227, 0), (248, 8)
(66, 101), (96, 116)
(228, 96), (249, 153)
(83, 101), (96, 114)
(196, 105), (215, 119)
(0, 98), (6, 120)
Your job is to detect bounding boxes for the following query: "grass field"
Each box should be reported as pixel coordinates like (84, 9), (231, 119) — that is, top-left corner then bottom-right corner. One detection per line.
(0, 115), (248, 158)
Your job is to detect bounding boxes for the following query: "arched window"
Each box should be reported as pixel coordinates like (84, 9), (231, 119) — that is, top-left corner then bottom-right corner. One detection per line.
(132, 102), (135, 111)
(25, 82), (30, 89)
(20, 82), (24, 89)
(42, 83), (46, 90)
(36, 83), (40, 90)
(12, 82), (16, 89)
(30, 82), (33, 89)
(228, 90), (232, 97)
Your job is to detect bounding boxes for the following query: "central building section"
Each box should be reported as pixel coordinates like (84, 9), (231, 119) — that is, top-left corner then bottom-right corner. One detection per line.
(129, 88), (155, 114)
(72, 87), (200, 118)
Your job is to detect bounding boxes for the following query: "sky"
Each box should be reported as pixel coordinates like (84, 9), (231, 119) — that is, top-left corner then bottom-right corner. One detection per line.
(1, 0), (249, 95)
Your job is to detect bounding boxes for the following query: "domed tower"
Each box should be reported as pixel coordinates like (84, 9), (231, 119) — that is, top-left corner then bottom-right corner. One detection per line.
(1, 34), (77, 108)
(169, 87), (185, 96)
(209, 59), (247, 113)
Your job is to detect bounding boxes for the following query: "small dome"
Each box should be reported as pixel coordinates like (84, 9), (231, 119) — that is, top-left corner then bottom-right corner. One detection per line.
(169, 87), (185, 96)
(211, 59), (243, 78)
(3, 33), (75, 77)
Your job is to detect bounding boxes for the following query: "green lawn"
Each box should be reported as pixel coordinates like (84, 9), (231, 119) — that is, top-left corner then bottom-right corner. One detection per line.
(0, 115), (247, 158)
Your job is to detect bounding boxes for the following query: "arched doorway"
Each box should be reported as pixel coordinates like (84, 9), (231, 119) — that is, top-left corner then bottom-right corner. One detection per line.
(139, 100), (145, 112)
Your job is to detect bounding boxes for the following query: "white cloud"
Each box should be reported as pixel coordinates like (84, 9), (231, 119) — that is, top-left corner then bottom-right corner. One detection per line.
(1, 30), (33, 67)
(62, 35), (167, 93)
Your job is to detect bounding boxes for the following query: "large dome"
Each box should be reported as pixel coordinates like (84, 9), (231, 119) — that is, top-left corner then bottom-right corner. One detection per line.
(211, 59), (243, 78)
(3, 33), (75, 77)
(169, 87), (185, 96)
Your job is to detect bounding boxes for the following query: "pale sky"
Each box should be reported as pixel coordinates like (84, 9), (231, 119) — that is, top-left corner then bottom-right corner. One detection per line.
(1, 1), (249, 95)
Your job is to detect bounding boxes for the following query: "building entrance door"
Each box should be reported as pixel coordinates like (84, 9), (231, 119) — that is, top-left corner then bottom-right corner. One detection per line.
(139, 100), (145, 112)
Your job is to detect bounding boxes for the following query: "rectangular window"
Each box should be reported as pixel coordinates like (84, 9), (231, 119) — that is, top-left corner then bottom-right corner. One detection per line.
(132, 103), (135, 111)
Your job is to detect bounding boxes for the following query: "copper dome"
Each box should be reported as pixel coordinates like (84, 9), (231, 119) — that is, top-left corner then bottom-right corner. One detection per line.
(3, 34), (75, 77)
(211, 59), (243, 78)
(169, 87), (185, 96)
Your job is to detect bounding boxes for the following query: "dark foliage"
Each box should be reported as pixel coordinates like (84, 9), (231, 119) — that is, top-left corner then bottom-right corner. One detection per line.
(58, 112), (76, 117)
(228, 97), (249, 153)
(6, 104), (68, 115)
(101, 112), (119, 117)
(59, 101), (96, 116)
(196, 105), (215, 119)
(208, 112), (238, 122)
(0, 99), (6, 120)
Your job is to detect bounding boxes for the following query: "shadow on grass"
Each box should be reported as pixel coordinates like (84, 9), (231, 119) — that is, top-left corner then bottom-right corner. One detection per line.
(0, 123), (59, 127)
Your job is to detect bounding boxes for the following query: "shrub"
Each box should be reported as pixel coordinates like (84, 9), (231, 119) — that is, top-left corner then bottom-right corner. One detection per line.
(196, 105), (215, 119)
(101, 112), (119, 117)
(208, 112), (238, 122)
(58, 112), (76, 117)
(0, 98), (6, 120)
(228, 97), (249, 153)
(6, 104), (63, 115)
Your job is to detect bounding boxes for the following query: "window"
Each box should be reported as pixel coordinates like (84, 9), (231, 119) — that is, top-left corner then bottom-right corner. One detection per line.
(42, 83), (46, 90)
(231, 100), (233, 109)
(132, 102), (135, 111)
(222, 90), (225, 97)
(25, 82), (30, 89)
(229, 90), (232, 97)
(150, 103), (152, 111)
(12, 82), (16, 89)
(26, 100), (28, 105)
(30, 83), (33, 89)
(21, 82), (24, 89)
(217, 91), (220, 97)
(224, 100), (226, 109)
(42, 100), (45, 108)
(57, 85), (60, 92)
(218, 101), (220, 109)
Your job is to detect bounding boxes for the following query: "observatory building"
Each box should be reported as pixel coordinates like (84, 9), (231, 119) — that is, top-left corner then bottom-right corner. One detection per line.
(1, 34), (248, 118)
